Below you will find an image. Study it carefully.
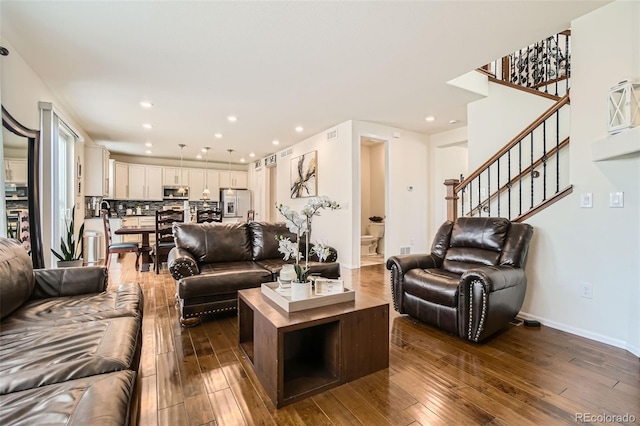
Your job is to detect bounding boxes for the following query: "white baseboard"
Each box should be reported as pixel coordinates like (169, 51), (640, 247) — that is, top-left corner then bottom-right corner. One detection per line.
(518, 311), (640, 358)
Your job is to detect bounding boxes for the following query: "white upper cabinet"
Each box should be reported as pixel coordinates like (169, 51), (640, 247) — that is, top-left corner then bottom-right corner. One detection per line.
(128, 164), (162, 200)
(4, 159), (28, 183)
(84, 146), (110, 196)
(188, 169), (220, 201)
(188, 169), (204, 201)
(113, 162), (129, 200)
(163, 167), (189, 187)
(219, 170), (248, 189)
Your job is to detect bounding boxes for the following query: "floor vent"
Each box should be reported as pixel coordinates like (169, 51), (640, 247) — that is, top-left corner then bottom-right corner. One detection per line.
(400, 246), (411, 255)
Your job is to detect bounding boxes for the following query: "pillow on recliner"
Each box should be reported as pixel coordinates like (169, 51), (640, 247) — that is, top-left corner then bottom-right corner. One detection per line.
(0, 238), (35, 319)
(449, 217), (510, 251)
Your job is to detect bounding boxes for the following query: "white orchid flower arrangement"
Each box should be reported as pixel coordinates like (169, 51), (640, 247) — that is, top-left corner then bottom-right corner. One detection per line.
(275, 196), (340, 282)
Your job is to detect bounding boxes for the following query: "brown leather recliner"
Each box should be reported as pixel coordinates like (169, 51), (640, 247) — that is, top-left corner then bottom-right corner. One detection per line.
(386, 217), (533, 342)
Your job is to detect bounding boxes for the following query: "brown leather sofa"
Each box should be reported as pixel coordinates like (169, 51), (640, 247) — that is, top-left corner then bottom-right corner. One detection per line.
(386, 217), (533, 342)
(0, 237), (143, 425)
(168, 221), (340, 325)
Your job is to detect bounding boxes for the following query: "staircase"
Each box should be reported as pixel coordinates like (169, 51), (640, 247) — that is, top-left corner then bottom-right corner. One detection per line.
(446, 31), (573, 222)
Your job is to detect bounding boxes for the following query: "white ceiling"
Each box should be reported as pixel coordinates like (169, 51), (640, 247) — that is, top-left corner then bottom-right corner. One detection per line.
(1, 1), (609, 164)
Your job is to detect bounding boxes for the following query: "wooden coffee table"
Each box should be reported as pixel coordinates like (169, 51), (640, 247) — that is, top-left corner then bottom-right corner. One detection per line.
(238, 287), (389, 408)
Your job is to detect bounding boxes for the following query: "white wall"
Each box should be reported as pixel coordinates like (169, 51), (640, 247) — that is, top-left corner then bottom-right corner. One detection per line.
(526, 0), (639, 355)
(274, 121), (354, 267)
(271, 120), (429, 269)
(352, 121), (429, 266)
(0, 40), (93, 267)
(360, 143), (371, 235)
(463, 1), (640, 355)
(428, 127), (468, 244)
(467, 83), (555, 170)
(360, 141), (385, 235)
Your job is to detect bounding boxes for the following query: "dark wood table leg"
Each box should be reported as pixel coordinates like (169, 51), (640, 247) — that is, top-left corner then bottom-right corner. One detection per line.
(139, 233), (151, 272)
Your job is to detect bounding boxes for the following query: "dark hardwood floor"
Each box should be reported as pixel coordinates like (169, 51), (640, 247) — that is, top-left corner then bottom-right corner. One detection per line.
(107, 255), (639, 426)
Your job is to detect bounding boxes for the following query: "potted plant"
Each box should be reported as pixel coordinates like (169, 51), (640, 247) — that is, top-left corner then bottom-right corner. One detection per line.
(275, 196), (340, 298)
(52, 205), (85, 267)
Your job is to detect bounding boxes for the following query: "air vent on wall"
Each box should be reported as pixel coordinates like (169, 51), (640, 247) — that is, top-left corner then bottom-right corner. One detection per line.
(327, 129), (338, 140)
(280, 148), (293, 158)
(400, 246), (411, 255)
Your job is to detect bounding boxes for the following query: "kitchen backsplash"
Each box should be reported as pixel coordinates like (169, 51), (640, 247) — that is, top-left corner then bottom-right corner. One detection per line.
(84, 197), (219, 219)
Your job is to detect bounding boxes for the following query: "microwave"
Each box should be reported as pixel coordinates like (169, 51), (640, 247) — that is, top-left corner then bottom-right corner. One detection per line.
(5, 183), (28, 201)
(163, 186), (189, 200)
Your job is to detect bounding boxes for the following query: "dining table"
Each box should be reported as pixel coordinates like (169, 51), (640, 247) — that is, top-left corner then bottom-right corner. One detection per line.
(114, 225), (156, 272)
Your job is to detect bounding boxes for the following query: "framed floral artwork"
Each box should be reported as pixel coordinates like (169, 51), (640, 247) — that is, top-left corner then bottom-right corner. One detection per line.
(290, 150), (317, 198)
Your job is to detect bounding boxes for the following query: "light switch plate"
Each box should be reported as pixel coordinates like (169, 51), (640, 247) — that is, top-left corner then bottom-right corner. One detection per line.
(580, 193), (593, 208)
(609, 192), (624, 208)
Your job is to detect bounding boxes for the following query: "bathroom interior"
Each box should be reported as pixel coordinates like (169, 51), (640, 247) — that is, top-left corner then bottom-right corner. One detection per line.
(360, 137), (386, 267)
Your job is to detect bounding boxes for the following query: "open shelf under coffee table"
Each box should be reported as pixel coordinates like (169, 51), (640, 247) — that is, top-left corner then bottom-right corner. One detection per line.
(238, 287), (389, 408)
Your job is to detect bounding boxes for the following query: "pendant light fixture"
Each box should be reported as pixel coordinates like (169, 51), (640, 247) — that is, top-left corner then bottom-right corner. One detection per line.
(202, 146), (210, 203)
(226, 149), (234, 195)
(178, 144), (186, 194)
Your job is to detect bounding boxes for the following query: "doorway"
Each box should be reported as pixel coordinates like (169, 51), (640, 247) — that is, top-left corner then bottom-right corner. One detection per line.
(359, 137), (387, 267)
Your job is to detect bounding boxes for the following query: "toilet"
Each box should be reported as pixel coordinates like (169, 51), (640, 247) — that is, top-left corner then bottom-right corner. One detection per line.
(361, 222), (385, 256)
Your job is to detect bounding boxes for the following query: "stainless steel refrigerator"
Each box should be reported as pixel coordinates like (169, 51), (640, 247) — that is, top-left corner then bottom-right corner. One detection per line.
(220, 189), (252, 219)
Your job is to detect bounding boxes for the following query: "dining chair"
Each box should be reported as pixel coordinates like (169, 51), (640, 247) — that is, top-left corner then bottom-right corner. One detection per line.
(196, 208), (222, 223)
(153, 209), (184, 274)
(102, 210), (140, 270)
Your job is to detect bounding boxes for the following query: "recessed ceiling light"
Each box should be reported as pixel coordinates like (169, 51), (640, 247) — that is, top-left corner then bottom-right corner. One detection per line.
(214, 133), (223, 138)
(240, 158), (246, 163)
(295, 126), (304, 132)
(227, 115), (237, 122)
(139, 101), (153, 108)
(145, 142), (152, 147)
(249, 152), (255, 158)
(449, 119), (458, 124)
(142, 123), (153, 129)
(272, 140), (280, 145)
(145, 150), (152, 154)
(425, 116), (436, 122)
(196, 154), (202, 159)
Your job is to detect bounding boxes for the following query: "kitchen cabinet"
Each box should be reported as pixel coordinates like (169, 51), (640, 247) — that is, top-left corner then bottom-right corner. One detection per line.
(84, 146), (110, 196)
(219, 170), (248, 189)
(128, 164), (162, 200)
(163, 167), (189, 187)
(121, 216), (157, 245)
(4, 159), (28, 183)
(121, 217), (139, 243)
(113, 162), (129, 200)
(188, 169), (220, 201)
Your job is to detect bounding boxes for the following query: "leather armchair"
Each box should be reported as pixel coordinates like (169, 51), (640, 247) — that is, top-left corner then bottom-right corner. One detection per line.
(386, 217), (533, 342)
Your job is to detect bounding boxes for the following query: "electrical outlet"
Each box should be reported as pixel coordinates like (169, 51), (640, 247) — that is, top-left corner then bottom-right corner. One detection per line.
(580, 282), (593, 299)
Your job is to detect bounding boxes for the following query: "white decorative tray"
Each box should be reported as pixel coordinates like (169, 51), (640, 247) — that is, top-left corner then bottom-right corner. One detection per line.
(260, 281), (355, 313)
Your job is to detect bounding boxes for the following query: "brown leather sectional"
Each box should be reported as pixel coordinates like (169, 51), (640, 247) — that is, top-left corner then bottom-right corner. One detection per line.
(168, 221), (340, 325)
(0, 237), (143, 425)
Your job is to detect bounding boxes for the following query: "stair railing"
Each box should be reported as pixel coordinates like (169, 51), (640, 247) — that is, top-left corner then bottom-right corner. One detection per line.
(446, 94), (572, 222)
(479, 31), (571, 98)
